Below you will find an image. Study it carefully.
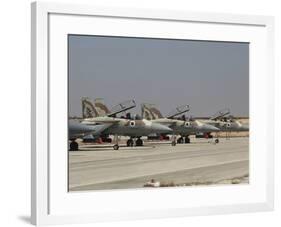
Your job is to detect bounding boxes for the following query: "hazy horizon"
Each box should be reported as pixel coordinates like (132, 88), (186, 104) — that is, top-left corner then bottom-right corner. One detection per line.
(68, 35), (249, 118)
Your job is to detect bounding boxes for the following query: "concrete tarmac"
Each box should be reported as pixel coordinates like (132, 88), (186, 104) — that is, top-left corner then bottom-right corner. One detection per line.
(69, 137), (249, 191)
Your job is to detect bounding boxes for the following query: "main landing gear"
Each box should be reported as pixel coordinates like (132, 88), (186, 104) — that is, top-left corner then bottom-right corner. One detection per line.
(214, 132), (219, 144)
(127, 138), (134, 147)
(185, 136), (190, 143)
(177, 137), (184, 144)
(69, 140), (79, 151)
(176, 136), (190, 144)
(126, 137), (144, 147)
(136, 138), (143, 146)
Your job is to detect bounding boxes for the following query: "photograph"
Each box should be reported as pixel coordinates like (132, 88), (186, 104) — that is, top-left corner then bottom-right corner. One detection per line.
(68, 34), (249, 192)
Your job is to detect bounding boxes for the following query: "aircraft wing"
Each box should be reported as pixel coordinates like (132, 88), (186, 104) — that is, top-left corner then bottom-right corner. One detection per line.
(82, 117), (120, 124)
(80, 120), (119, 136)
(108, 100), (136, 117)
(166, 105), (190, 119)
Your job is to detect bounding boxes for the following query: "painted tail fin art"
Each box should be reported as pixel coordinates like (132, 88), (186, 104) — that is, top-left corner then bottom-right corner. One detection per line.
(81, 97), (98, 118)
(93, 98), (111, 117)
(141, 103), (163, 120)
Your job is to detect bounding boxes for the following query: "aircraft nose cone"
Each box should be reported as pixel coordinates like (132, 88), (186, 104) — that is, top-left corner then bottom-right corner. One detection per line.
(241, 125), (249, 131)
(201, 124), (220, 132)
(152, 123), (172, 134)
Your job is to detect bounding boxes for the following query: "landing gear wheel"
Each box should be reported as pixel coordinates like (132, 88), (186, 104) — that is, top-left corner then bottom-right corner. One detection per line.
(127, 139), (134, 147)
(171, 141), (176, 146)
(69, 141), (79, 151)
(136, 138), (143, 146)
(184, 136), (190, 144)
(215, 139), (219, 144)
(113, 144), (119, 150)
(177, 137), (184, 144)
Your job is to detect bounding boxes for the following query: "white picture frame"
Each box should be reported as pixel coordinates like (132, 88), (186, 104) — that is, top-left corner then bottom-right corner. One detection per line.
(31, 1), (274, 225)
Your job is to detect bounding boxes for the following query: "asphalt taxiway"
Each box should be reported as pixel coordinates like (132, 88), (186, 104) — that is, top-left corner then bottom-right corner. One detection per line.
(68, 137), (249, 191)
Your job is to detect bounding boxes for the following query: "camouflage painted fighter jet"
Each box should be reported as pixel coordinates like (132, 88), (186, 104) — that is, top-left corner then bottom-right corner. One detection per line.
(200, 108), (249, 143)
(141, 103), (219, 145)
(81, 98), (172, 150)
(81, 97), (137, 142)
(209, 109), (249, 132)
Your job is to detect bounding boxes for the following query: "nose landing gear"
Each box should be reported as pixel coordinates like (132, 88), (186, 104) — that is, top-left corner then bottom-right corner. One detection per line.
(171, 134), (177, 146)
(113, 134), (119, 150)
(113, 144), (119, 150)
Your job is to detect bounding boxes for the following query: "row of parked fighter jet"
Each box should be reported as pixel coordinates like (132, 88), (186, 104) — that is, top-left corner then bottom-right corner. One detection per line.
(69, 98), (249, 150)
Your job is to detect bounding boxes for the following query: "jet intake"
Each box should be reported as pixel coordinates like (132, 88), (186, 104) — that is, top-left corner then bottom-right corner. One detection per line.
(129, 120), (136, 127)
(185, 122), (191, 127)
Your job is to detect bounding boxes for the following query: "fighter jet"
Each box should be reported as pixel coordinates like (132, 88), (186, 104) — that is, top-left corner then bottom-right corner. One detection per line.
(81, 98), (172, 150)
(81, 97), (137, 142)
(141, 103), (219, 145)
(68, 120), (108, 150)
(204, 108), (249, 132)
(201, 108), (249, 143)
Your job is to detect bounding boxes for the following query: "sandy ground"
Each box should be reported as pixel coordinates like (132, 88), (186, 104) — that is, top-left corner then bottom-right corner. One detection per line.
(215, 131), (249, 138)
(69, 137), (249, 191)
